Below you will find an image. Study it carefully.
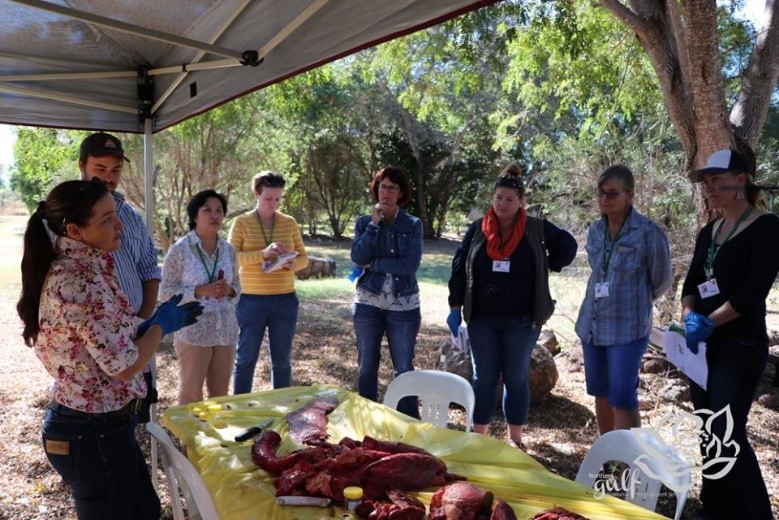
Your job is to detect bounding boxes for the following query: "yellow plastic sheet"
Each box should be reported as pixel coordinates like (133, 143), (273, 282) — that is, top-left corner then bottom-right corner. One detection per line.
(161, 385), (668, 520)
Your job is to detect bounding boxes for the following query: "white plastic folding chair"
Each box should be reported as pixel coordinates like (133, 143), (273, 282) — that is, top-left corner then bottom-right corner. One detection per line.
(575, 429), (691, 520)
(146, 422), (219, 520)
(382, 369), (475, 432)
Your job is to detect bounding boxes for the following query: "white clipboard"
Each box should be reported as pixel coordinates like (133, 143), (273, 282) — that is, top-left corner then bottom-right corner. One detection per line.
(451, 325), (470, 355)
(663, 323), (708, 390)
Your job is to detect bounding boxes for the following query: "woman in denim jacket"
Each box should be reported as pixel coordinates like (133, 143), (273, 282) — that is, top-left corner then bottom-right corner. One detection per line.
(351, 166), (423, 418)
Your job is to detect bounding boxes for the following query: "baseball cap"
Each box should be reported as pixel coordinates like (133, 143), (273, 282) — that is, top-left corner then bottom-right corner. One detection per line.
(79, 132), (127, 162)
(689, 149), (753, 183)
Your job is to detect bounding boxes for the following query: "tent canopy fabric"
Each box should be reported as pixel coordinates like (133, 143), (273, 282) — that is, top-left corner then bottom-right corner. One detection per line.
(0, 0), (497, 134)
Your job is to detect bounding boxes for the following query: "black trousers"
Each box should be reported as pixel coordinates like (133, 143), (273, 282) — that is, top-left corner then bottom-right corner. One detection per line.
(689, 338), (772, 520)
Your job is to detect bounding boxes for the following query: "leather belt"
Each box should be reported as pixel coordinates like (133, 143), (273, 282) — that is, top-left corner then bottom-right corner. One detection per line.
(48, 399), (142, 418)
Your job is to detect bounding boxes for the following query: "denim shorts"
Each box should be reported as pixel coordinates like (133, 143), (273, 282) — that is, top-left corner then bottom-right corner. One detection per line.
(582, 336), (648, 409)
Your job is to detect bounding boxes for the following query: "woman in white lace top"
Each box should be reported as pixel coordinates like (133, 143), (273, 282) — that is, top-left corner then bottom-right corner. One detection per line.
(161, 190), (241, 404)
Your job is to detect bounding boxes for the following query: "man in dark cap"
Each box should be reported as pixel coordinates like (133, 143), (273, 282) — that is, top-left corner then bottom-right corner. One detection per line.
(78, 132), (161, 319)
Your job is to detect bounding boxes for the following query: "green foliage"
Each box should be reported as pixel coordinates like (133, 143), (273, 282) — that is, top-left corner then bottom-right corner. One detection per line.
(116, 95), (282, 249)
(10, 128), (77, 212)
(262, 69), (375, 236)
(503, 1), (662, 139)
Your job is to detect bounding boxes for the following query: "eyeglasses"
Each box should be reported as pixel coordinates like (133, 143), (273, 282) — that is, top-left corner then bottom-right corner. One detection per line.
(378, 184), (400, 193)
(596, 188), (624, 200)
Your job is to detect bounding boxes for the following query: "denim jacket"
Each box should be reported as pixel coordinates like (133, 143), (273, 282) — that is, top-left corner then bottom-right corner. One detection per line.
(351, 208), (423, 298)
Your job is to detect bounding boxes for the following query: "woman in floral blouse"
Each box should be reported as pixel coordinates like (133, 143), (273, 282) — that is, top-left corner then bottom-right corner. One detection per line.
(161, 189), (240, 404)
(17, 179), (201, 520)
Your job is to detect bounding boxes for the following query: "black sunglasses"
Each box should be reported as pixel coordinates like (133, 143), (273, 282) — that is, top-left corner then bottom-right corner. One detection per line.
(495, 175), (523, 190)
(258, 175), (285, 188)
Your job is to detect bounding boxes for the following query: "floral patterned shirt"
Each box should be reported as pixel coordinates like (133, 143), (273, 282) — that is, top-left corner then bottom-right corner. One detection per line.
(36, 237), (144, 413)
(160, 231), (240, 346)
(354, 274), (420, 310)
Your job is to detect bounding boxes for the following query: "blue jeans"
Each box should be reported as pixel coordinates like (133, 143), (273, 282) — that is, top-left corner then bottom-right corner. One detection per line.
(468, 316), (540, 425)
(234, 293), (299, 394)
(41, 408), (160, 520)
(689, 338), (771, 520)
(352, 303), (420, 418)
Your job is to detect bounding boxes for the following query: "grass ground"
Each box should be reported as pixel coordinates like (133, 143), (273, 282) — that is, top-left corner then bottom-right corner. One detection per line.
(0, 215), (776, 519)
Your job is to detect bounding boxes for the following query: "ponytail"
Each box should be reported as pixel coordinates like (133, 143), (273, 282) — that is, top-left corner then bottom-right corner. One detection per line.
(17, 209), (56, 346)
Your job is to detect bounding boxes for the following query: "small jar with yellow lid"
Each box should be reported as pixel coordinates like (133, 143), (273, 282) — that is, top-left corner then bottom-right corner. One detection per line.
(343, 486), (363, 512)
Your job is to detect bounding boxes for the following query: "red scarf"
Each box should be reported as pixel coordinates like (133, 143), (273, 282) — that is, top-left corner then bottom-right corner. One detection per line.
(482, 206), (527, 260)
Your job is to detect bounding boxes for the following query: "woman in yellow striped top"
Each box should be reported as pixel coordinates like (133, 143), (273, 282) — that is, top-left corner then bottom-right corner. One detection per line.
(228, 171), (309, 393)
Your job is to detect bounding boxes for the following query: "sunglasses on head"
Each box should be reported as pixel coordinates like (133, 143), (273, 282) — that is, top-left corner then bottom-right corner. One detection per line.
(258, 175), (285, 188)
(495, 175), (523, 190)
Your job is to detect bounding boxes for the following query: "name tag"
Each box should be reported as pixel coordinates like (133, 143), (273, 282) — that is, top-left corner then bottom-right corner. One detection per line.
(492, 260), (510, 273)
(698, 278), (720, 299)
(595, 282), (610, 298)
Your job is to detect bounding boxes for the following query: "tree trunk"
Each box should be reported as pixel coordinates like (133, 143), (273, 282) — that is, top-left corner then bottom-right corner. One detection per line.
(600, 0), (779, 170)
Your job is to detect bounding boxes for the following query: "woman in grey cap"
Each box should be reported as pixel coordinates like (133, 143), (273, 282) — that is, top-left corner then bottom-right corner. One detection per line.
(681, 148), (778, 520)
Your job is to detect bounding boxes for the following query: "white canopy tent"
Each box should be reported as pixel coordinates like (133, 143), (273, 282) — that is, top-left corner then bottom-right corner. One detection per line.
(1, 0), (498, 219)
(1, 0), (498, 492)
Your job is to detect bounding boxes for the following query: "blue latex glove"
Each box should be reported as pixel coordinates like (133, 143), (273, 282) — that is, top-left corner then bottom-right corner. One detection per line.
(346, 265), (364, 283)
(136, 307), (159, 338)
(138, 294), (204, 337)
(684, 312), (714, 354)
(446, 309), (462, 337)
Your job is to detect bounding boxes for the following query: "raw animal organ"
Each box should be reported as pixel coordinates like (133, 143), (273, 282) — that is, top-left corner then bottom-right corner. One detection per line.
(530, 507), (589, 520)
(429, 482), (518, 520)
(251, 430), (463, 503)
(286, 396), (338, 445)
(355, 489), (426, 520)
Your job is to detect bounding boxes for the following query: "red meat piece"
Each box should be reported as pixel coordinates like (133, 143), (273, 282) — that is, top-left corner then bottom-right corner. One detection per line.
(429, 482), (494, 520)
(361, 452), (450, 498)
(287, 396), (339, 445)
(490, 499), (517, 520)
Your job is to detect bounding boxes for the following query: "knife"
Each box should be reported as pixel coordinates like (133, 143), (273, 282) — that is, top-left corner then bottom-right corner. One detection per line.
(234, 418), (273, 442)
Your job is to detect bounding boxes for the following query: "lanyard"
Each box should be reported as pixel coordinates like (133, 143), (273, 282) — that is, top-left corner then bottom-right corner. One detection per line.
(196, 244), (220, 283)
(705, 205), (754, 278)
(601, 218), (626, 276)
(255, 210), (275, 246)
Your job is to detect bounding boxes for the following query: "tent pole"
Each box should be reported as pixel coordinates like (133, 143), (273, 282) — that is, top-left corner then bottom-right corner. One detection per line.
(143, 118), (160, 493)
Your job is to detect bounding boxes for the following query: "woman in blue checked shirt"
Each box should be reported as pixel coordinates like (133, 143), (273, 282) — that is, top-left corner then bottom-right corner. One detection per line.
(575, 165), (672, 434)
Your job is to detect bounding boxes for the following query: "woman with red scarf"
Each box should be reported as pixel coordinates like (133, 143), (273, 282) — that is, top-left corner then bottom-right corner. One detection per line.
(447, 165), (577, 448)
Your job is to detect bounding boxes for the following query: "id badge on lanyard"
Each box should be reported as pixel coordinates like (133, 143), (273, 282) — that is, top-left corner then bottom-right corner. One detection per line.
(492, 260), (510, 273)
(698, 278), (720, 298)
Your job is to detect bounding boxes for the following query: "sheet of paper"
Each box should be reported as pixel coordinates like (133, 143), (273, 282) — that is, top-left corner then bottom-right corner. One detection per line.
(663, 325), (708, 390)
(451, 325), (470, 355)
(262, 251), (299, 273)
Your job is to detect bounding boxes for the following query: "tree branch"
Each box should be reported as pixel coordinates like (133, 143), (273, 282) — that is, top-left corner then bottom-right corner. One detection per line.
(730, 0), (779, 147)
(598, 0), (645, 32)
